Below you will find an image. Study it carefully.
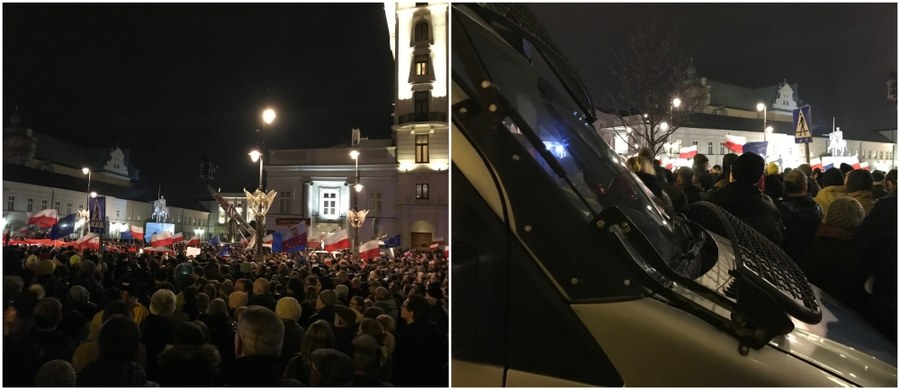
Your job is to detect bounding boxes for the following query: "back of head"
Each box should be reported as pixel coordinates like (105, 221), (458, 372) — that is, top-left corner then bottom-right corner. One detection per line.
(376, 314), (396, 333)
(839, 163), (854, 175)
(150, 288), (176, 316)
(311, 348), (354, 386)
(276, 297), (302, 322)
(359, 317), (385, 340)
(797, 163), (813, 176)
(824, 196), (865, 232)
(406, 294), (431, 323)
(98, 314), (140, 361)
(228, 291), (248, 310)
(887, 169), (898, 186)
(783, 169), (808, 195)
(207, 297), (228, 317)
(675, 166), (695, 185)
(302, 319), (335, 358)
(765, 162), (780, 176)
(730, 152), (765, 184)
(351, 334), (382, 374)
(33, 359), (76, 387)
(33, 297), (62, 330)
(237, 305), (284, 356)
(845, 169), (874, 192)
(821, 168), (845, 187)
(253, 277), (269, 295)
(871, 169), (885, 182)
(693, 153), (709, 169)
(175, 321), (205, 346)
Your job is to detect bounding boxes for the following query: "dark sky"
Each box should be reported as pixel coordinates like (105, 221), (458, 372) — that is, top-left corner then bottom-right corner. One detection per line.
(530, 3), (897, 139)
(4, 3), (395, 205)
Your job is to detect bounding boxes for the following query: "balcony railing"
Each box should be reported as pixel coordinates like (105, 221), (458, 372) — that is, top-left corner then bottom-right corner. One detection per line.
(398, 112), (447, 125)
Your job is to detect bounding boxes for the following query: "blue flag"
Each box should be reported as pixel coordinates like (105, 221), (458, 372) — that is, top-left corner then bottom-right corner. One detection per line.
(384, 234), (401, 248)
(49, 214), (77, 239)
(273, 221), (308, 253)
(742, 141), (769, 157)
(218, 244), (231, 258)
(210, 235), (221, 247)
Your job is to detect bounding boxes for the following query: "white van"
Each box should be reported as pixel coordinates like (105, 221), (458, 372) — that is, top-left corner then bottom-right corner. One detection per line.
(450, 4), (896, 386)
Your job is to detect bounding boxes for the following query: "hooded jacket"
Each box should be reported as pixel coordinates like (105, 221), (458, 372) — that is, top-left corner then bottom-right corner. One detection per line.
(706, 181), (785, 244)
(777, 195), (823, 263)
(814, 185), (849, 220)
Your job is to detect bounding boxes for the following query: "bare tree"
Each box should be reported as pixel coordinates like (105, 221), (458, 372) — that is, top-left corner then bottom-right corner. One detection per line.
(600, 26), (709, 157)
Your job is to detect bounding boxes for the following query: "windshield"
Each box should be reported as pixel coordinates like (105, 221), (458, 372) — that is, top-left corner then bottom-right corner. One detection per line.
(458, 10), (693, 272)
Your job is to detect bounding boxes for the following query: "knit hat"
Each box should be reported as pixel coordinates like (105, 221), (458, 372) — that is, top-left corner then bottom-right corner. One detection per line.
(765, 162), (780, 176)
(872, 170), (885, 182)
(68, 285), (90, 305)
(334, 304), (357, 326)
(318, 289), (338, 307)
(731, 152), (765, 184)
(175, 322), (205, 346)
(79, 260), (96, 276)
(334, 284), (349, 299)
(239, 261), (252, 274)
(374, 286), (390, 300)
(845, 169), (873, 193)
(276, 297), (302, 322)
(36, 259), (56, 276)
(310, 348), (354, 386)
(824, 196), (865, 232)
(25, 254), (40, 270)
(821, 168), (845, 187)
(228, 291), (248, 310)
(68, 254), (81, 266)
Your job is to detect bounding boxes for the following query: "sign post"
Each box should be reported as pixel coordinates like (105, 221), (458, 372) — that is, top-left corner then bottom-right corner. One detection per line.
(793, 105), (813, 163)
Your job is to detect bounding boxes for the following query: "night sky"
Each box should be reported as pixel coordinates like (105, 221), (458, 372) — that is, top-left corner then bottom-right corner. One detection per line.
(4, 3), (395, 204)
(530, 3), (897, 139)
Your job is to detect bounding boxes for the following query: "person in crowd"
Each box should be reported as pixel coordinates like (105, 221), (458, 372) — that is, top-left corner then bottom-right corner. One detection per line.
(672, 166), (704, 209)
(276, 296), (306, 369)
(839, 163), (854, 176)
(711, 153), (739, 192)
(231, 305), (303, 386)
(171, 285), (200, 328)
(140, 288), (177, 381)
(58, 285), (97, 343)
(763, 172), (785, 202)
(845, 169), (875, 215)
(120, 281), (150, 327)
(25, 297), (77, 365)
(870, 170), (887, 199)
(33, 359), (77, 387)
(309, 289), (339, 327)
(34, 259), (66, 300)
(796, 164), (821, 198)
(228, 290), (248, 319)
(71, 300), (147, 372)
(393, 294), (448, 387)
(857, 173), (897, 343)
(709, 164), (722, 183)
(706, 152), (785, 244)
(373, 286), (400, 324)
(285, 318), (334, 384)
(199, 297), (236, 378)
(156, 321), (223, 386)
(248, 277), (277, 311)
(352, 334), (393, 386)
(71, 260), (103, 306)
(777, 169), (823, 264)
(359, 317), (394, 382)
(885, 168), (898, 195)
(309, 347), (355, 386)
(801, 196), (868, 313)
(693, 154), (714, 191)
(332, 304), (359, 356)
(77, 315), (153, 386)
(814, 168), (848, 220)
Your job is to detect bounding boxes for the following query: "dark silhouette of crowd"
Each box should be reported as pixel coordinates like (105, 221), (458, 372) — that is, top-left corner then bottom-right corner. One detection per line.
(4, 242), (449, 387)
(626, 149), (896, 344)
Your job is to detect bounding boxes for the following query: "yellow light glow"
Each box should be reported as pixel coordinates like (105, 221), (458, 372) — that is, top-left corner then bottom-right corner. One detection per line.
(249, 150), (262, 162)
(262, 108), (276, 124)
(399, 161), (416, 172)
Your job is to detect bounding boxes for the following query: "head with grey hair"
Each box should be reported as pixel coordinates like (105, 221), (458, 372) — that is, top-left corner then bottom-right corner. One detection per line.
(33, 359), (76, 387)
(149, 289), (176, 317)
(236, 305), (284, 357)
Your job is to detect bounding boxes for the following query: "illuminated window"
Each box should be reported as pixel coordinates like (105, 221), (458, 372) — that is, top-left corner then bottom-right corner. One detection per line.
(415, 21), (429, 42)
(368, 192), (383, 216)
(280, 191), (292, 214)
(708, 141), (713, 154)
(41, 199), (48, 210)
(719, 142), (725, 155)
(416, 134), (430, 163)
(54, 201), (60, 213)
(67, 203), (72, 215)
(414, 91), (429, 116)
(27, 198), (33, 213)
(320, 189), (339, 219)
(7, 196), (14, 211)
(416, 56), (428, 76)
(416, 183), (430, 199)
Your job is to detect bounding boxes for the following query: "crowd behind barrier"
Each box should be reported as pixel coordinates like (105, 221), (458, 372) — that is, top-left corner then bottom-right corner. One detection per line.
(3, 239), (449, 387)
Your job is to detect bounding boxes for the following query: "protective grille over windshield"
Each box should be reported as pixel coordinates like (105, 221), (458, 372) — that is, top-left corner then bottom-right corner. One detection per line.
(478, 3), (596, 122)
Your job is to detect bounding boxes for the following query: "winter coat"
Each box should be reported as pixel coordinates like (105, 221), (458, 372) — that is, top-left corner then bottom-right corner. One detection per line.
(157, 343), (223, 386)
(856, 194), (898, 343)
(280, 319), (305, 369)
(230, 354), (304, 386)
(847, 190), (875, 215)
(801, 224), (868, 314)
(777, 195), (823, 264)
(814, 185), (849, 220)
(77, 359), (151, 387)
(706, 181), (785, 244)
(140, 313), (175, 381)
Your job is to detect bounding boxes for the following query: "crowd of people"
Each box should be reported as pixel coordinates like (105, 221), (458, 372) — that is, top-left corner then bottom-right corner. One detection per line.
(627, 149), (897, 343)
(3, 241), (449, 387)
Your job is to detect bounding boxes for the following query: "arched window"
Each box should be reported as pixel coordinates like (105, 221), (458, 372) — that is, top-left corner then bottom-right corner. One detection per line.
(415, 21), (430, 42)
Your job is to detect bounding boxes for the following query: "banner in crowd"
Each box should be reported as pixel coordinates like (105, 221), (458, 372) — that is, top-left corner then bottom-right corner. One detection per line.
(49, 214), (77, 239)
(679, 145), (698, 159)
(88, 196), (106, 234)
(210, 235), (221, 247)
(323, 229), (350, 252)
(359, 239), (380, 261)
(76, 233), (99, 250)
(187, 235), (201, 246)
(130, 225), (144, 241)
(384, 234), (401, 248)
(150, 231), (174, 247)
(742, 141), (768, 157)
(172, 232), (184, 243)
(273, 221), (308, 253)
(28, 209), (58, 228)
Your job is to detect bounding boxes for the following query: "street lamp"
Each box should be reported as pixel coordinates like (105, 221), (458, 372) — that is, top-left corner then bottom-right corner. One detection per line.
(348, 150), (368, 254)
(757, 103), (768, 140)
(672, 97), (682, 109)
(249, 149), (263, 189)
(82, 167), (91, 236)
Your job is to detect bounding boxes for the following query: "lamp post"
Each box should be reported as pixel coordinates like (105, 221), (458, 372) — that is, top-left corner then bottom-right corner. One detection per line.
(757, 103), (768, 141)
(82, 167), (91, 236)
(250, 108), (276, 262)
(349, 150), (366, 254)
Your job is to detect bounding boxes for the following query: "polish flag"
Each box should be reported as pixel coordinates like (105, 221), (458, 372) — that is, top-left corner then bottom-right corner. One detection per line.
(359, 239), (381, 261)
(28, 209), (58, 228)
(724, 135), (746, 154)
(150, 231), (174, 247)
(810, 158), (824, 171)
(679, 145), (698, 159)
(130, 226), (144, 241)
(858, 161), (869, 170)
(263, 234), (274, 244)
(323, 229), (350, 252)
(172, 232), (184, 243)
(187, 235), (201, 246)
(76, 233), (98, 249)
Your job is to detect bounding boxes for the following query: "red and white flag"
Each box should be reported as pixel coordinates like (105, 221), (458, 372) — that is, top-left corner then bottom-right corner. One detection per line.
(150, 231), (174, 247)
(130, 226), (144, 241)
(172, 232), (184, 243)
(679, 145), (698, 159)
(187, 235), (201, 246)
(810, 158), (824, 171)
(28, 209), (58, 228)
(323, 229), (350, 252)
(724, 135), (746, 154)
(359, 239), (381, 261)
(76, 233), (98, 249)
(263, 234), (274, 244)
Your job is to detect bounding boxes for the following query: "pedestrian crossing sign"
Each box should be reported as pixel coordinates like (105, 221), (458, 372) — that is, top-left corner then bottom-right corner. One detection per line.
(793, 105), (813, 144)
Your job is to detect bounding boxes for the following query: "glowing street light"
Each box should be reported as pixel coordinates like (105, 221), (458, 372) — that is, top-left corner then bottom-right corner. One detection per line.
(672, 97), (682, 109)
(82, 167), (92, 235)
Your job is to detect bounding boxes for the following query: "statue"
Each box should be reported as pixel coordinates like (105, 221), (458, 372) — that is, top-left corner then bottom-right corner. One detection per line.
(828, 129), (847, 157)
(152, 196), (169, 223)
(244, 188), (277, 219)
(348, 209), (369, 228)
